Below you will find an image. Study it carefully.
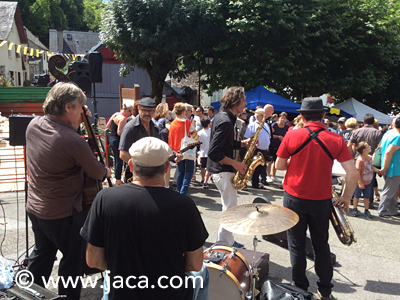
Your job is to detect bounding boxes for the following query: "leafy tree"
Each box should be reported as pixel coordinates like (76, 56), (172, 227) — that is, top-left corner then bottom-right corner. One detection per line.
(82, 0), (104, 32)
(101, 0), (217, 102)
(197, 0), (400, 110)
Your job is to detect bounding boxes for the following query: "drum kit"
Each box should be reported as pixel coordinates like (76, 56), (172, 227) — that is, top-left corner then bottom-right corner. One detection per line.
(203, 203), (299, 300)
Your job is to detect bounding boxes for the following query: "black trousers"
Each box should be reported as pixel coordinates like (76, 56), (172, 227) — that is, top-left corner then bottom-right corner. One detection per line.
(27, 209), (85, 300)
(283, 192), (333, 297)
(251, 149), (269, 187)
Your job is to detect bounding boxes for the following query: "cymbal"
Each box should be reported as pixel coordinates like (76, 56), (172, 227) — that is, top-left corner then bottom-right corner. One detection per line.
(219, 203), (299, 235)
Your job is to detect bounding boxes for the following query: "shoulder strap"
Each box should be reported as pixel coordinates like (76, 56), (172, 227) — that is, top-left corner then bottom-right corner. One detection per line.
(291, 127), (334, 160)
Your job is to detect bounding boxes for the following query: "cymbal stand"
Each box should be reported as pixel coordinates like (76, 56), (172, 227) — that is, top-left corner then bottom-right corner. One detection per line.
(249, 236), (260, 300)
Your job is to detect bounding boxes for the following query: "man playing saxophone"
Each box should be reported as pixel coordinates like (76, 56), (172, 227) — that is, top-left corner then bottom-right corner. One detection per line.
(244, 107), (273, 189)
(207, 87), (252, 248)
(275, 97), (358, 300)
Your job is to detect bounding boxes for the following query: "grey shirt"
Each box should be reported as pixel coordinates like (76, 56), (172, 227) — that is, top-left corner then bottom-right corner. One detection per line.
(26, 115), (108, 220)
(349, 125), (383, 155)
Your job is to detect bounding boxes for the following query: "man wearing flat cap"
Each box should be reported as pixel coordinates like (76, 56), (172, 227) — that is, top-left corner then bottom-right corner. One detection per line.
(81, 137), (208, 300)
(275, 97), (358, 300)
(119, 97), (160, 164)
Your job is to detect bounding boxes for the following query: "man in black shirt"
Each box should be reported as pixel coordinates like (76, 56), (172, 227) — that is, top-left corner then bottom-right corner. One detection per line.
(81, 137), (208, 300)
(207, 87), (251, 248)
(119, 97), (160, 163)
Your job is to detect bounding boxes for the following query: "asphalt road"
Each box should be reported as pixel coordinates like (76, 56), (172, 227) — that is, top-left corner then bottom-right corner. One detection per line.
(1, 169), (399, 299)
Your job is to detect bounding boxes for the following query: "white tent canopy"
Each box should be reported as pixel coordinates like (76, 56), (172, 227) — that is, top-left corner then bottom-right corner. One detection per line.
(332, 98), (393, 125)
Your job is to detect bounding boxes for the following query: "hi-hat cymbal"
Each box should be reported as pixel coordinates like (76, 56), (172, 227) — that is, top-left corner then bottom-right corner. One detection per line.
(219, 203), (299, 235)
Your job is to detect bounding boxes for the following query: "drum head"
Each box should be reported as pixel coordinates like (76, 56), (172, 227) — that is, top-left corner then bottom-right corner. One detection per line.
(206, 263), (244, 300)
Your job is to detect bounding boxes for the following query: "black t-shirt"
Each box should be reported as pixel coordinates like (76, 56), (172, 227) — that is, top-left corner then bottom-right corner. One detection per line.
(80, 184), (208, 300)
(270, 122), (288, 148)
(339, 129), (354, 143)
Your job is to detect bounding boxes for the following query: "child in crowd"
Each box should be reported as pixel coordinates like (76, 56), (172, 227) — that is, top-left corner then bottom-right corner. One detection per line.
(351, 142), (379, 218)
(197, 117), (211, 189)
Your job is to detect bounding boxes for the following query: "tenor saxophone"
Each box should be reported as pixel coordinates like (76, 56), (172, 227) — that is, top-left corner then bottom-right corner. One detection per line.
(231, 112), (267, 190)
(330, 188), (357, 245)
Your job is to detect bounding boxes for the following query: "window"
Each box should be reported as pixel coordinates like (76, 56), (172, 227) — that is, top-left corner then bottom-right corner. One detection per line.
(8, 42), (12, 57)
(67, 33), (72, 40)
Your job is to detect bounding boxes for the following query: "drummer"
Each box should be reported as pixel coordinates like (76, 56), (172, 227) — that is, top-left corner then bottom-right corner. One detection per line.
(81, 137), (209, 300)
(275, 97), (358, 300)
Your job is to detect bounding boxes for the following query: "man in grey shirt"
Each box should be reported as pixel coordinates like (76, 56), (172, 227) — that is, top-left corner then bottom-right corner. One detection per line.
(26, 82), (111, 300)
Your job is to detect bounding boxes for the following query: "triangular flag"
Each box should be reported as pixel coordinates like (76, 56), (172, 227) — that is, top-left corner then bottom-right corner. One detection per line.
(0, 41), (7, 47)
(16, 45), (21, 53)
(23, 47), (28, 55)
(8, 43), (14, 50)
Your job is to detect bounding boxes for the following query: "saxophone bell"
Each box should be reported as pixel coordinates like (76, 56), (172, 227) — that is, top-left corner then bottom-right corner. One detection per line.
(330, 189), (357, 245)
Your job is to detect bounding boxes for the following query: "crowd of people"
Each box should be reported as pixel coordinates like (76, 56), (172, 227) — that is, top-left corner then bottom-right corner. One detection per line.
(23, 81), (399, 300)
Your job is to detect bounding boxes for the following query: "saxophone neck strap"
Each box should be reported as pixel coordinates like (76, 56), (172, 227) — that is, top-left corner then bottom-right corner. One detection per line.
(291, 127), (334, 160)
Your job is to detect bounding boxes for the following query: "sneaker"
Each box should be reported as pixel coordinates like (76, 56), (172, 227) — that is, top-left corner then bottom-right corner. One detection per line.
(272, 176), (281, 183)
(202, 183), (209, 189)
(351, 208), (360, 217)
(232, 241), (244, 248)
(364, 210), (372, 219)
(266, 177), (273, 183)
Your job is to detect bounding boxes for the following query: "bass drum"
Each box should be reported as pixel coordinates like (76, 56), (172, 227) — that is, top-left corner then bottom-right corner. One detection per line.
(203, 246), (251, 300)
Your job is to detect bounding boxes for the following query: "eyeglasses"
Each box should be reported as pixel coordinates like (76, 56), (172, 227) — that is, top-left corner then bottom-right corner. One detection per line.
(141, 108), (155, 115)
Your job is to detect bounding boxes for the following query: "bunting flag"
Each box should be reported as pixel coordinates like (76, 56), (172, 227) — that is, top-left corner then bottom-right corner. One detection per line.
(0, 39), (85, 60)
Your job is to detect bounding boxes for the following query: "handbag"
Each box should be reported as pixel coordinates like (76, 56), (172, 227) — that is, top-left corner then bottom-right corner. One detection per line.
(260, 280), (316, 300)
(180, 120), (196, 161)
(372, 141), (382, 169)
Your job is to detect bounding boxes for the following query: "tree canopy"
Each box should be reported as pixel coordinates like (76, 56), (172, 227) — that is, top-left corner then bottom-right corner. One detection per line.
(18, 0), (105, 46)
(193, 0), (400, 113)
(101, 0), (217, 102)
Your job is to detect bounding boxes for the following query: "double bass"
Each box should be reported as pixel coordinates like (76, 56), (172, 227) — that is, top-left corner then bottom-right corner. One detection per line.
(48, 55), (113, 218)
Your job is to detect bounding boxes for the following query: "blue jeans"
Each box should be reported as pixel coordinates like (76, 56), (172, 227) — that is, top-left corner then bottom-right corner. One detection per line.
(177, 159), (194, 195)
(283, 192), (333, 297)
(187, 263), (209, 300)
(109, 137), (123, 180)
(354, 182), (373, 199)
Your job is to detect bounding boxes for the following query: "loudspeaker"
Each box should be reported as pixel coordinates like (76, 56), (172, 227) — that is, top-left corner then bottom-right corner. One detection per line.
(68, 61), (92, 95)
(84, 51), (103, 83)
(9, 115), (36, 146)
(37, 74), (50, 87)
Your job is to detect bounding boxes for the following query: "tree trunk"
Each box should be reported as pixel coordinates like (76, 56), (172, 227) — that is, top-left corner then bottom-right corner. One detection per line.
(150, 75), (164, 104)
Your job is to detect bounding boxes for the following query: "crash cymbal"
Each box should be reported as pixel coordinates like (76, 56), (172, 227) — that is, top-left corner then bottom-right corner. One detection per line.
(219, 203), (299, 235)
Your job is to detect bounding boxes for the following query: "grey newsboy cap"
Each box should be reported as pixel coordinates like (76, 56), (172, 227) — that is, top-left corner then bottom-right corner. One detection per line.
(129, 137), (172, 167)
(297, 97), (326, 113)
(139, 97), (157, 108)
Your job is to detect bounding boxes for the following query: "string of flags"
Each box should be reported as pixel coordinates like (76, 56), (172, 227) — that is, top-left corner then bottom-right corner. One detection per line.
(0, 40), (85, 60)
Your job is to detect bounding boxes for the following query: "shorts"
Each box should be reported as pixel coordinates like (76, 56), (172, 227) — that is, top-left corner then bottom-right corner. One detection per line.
(200, 157), (208, 169)
(354, 182), (373, 199)
(269, 146), (279, 161)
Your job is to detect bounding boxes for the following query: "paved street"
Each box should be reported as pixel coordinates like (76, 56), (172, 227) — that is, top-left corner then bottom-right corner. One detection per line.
(1, 169), (399, 299)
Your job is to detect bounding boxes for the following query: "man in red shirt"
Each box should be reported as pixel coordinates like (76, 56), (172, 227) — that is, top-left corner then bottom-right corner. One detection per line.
(276, 97), (358, 300)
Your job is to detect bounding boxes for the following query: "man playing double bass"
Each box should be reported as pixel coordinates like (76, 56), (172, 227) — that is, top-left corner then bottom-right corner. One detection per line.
(25, 82), (111, 300)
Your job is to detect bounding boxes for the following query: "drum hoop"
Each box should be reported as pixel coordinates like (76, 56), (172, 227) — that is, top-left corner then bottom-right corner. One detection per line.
(204, 246), (250, 271)
(205, 263), (244, 300)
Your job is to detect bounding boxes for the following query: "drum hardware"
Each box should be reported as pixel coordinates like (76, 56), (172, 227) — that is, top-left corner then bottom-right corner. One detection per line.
(219, 203), (299, 300)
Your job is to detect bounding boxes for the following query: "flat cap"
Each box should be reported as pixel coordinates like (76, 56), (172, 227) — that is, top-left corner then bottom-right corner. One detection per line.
(255, 108), (265, 116)
(139, 97), (157, 108)
(129, 137), (172, 167)
(338, 117), (346, 122)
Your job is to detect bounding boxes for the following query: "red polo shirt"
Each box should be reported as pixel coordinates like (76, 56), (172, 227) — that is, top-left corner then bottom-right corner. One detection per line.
(277, 122), (352, 200)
